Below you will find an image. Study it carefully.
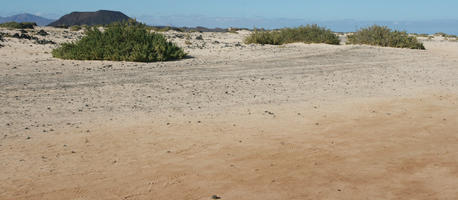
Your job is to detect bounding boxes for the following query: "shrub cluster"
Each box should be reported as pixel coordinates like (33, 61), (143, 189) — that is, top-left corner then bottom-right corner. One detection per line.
(244, 25), (340, 45)
(347, 25), (425, 50)
(52, 20), (187, 62)
(70, 25), (82, 31)
(411, 33), (429, 37)
(148, 26), (188, 33)
(435, 32), (457, 38)
(0, 22), (36, 29)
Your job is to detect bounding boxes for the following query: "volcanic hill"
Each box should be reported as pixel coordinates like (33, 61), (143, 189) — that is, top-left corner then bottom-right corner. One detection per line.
(48, 10), (131, 26)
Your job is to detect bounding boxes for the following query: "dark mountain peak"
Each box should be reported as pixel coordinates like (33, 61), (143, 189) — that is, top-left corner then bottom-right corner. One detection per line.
(48, 10), (131, 27)
(97, 10), (124, 14)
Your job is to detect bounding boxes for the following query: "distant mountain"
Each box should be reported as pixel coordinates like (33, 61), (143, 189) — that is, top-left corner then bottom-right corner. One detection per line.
(0, 13), (54, 26)
(48, 10), (131, 27)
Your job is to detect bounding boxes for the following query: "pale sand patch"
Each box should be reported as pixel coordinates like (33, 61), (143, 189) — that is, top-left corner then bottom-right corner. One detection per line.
(0, 27), (457, 199)
(1, 94), (457, 200)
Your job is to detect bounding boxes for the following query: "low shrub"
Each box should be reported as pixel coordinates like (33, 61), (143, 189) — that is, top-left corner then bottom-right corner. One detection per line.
(149, 26), (172, 32)
(70, 25), (82, 31)
(228, 28), (241, 34)
(0, 22), (36, 29)
(435, 32), (457, 38)
(412, 33), (429, 37)
(36, 39), (56, 45)
(82, 25), (89, 31)
(52, 20), (186, 62)
(244, 25), (340, 45)
(347, 25), (425, 50)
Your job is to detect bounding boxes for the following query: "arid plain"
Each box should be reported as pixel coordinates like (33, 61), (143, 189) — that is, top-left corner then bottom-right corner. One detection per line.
(1, 28), (458, 199)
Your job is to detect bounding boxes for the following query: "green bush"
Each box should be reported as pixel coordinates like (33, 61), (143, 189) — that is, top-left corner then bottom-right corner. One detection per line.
(411, 33), (429, 37)
(347, 25), (425, 50)
(228, 28), (240, 34)
(244, 25), (340, 45)
(70, 25), (82, 31)
(149, 26), (171, 32)
(52, 20), (186, 62)
(0, 22), (36, 29)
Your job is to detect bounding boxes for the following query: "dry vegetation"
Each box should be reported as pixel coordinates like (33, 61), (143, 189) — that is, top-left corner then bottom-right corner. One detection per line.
(347, 25), (425, 49)
(52, 21), (186, 62)
(244, 25), (340, 45)
(0, 22), (36, 29)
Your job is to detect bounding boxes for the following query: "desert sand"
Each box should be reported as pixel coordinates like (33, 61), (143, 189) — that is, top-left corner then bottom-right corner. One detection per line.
(1, 28), (458, 200)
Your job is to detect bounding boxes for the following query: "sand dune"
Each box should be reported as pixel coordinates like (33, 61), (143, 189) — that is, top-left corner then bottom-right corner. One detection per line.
(1, 28), (457, 199)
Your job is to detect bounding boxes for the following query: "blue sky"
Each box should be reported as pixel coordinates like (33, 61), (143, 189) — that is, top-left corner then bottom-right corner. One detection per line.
(1, 0), (458, 21)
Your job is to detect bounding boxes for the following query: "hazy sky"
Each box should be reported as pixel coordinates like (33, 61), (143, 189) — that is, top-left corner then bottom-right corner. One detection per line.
(1, 0), (458, 20)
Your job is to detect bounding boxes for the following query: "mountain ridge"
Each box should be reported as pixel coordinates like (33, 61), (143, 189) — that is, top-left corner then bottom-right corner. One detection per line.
(0, 13), (54, 26)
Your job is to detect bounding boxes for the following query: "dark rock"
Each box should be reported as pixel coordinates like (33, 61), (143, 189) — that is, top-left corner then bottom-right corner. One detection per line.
(11, 32), (54, 44)
(13, 33), (34, 40)
(12, 33), (38, 40)
(195, 35), (203, 40)
(37, 30), (49, 36)
(265, 111), (275, 115)
(211, 195), (221, 199)
(35, 39), (55, 45)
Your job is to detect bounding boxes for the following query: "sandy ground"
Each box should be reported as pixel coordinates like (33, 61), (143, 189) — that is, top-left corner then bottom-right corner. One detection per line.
(0, 28), (458, 200)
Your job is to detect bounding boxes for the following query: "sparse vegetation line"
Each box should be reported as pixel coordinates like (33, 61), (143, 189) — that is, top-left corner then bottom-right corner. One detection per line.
(0, 22), (36, 29)
(244, 25), (340, 45)
(52, 20), (186, 62)
(70, 25), (82, 31)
